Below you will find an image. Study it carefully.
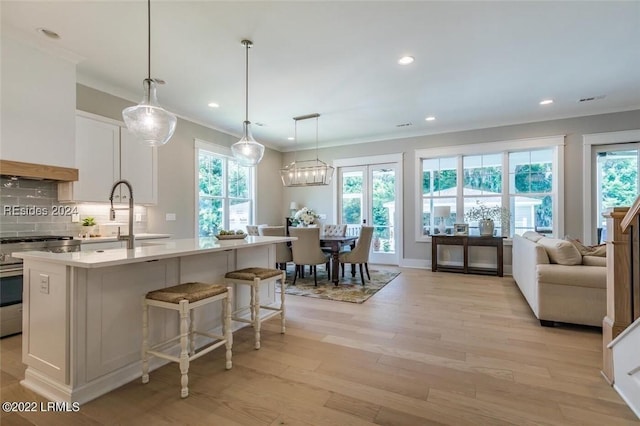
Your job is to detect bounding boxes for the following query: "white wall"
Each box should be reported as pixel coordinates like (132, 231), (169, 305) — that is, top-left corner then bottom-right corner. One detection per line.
(0, 35), (76, 167)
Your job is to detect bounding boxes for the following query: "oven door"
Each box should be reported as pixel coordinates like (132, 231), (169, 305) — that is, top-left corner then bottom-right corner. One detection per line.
(0, 267), (23, 307)
(0, 266), (23, 337)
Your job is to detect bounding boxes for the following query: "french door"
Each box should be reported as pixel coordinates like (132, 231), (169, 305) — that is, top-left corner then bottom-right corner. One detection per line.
(338, 163), (399, 264)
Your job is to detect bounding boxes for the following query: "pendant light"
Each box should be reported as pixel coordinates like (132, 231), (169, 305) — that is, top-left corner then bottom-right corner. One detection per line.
(231, 40), (265, 167)
(280, 113), (334, 187)
(122, 0), (176, 147)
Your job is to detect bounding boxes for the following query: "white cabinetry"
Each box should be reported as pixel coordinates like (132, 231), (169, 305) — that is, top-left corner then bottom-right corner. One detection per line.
(58, 113), (157, 204)
(1, 35), (76, 168)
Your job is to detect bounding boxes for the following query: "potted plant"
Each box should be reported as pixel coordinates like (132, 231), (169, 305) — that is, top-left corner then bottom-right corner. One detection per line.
(81, 217), (96, 238)
(465, 202), (510, 236)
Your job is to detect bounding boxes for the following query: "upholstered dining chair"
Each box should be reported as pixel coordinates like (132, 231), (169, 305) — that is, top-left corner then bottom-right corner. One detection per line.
(339, 226), (374, 286)
(246, 225), (260, 236)
(289, 227), (330, 286)
(259, 226), (292, 270)
(322, 224), (347, 237)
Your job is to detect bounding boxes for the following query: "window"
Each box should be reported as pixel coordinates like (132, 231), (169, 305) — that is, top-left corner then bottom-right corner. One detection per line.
(196, 140), (254, 236)
(416, 136), (563, 241)
(463, 153), (503, 235)
(509, 149), (553, 236)
(421, 157), (457, 236)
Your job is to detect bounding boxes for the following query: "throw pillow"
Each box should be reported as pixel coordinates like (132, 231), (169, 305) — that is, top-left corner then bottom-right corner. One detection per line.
(537, 237), (583, 265)
(564, 236), (606, 257)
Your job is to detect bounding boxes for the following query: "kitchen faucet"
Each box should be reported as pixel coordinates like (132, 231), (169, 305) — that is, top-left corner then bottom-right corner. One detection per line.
(109, 179), (135, 249)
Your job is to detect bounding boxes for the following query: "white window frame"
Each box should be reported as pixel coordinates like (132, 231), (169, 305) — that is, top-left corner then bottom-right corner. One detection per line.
(194, 139), (256, 236)
(414, 135), (565, 242)
(582, 129), (640, 245)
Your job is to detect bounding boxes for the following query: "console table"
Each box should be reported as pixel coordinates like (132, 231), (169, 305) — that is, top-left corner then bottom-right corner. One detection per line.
(431, 235), (504, 277)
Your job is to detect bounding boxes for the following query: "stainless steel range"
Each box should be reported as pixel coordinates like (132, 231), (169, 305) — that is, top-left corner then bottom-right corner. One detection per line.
(0, 235), (81, 338)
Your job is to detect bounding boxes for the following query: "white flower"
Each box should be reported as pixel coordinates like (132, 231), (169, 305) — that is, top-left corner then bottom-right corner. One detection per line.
(293, 207), (320, 225)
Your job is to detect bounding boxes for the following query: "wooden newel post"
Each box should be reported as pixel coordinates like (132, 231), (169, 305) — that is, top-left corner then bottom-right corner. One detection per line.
(602, 207), (632, 384)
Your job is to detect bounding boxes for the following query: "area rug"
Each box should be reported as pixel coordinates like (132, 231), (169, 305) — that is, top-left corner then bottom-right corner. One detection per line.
(278, 267), (400, 304)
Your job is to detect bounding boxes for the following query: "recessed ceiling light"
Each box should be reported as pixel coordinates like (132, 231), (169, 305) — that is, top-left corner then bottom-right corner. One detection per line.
(207, 102), (219, 108)
(36, 27), (60, 40)
(398, 56), (414, 65)
(539, 99), (554, 105)
(287, 137), (294, 140)
(425, 116), (436, 121)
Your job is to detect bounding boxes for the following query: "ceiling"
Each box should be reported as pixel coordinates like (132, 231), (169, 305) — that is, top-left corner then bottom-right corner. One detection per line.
(2, 1), (640, 151)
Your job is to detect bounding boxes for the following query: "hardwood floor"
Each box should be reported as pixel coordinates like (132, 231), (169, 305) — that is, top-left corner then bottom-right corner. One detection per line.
(1, 267), (638, 425)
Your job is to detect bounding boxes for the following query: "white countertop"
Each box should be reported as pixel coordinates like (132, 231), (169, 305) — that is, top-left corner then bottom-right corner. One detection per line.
(75, 233), (172, 243)
(15, 236), (294, 268)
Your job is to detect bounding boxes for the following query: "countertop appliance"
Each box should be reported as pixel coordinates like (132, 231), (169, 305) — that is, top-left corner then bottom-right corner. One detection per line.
(0, 235), (81, 338)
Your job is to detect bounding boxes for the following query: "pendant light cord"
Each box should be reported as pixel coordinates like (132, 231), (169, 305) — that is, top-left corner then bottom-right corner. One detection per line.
(245, 41), (249, 122)
(315, 116), (320, 162)
(147, 0), (151, 81)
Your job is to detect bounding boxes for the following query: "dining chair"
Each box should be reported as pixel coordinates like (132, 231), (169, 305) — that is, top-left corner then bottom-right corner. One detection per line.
(289, 227), (330, 286)
(339, 226), (374, 285)
(259, 226), (292, 270)
(322, 224), (347, 237)
(246, 225), (260, 236)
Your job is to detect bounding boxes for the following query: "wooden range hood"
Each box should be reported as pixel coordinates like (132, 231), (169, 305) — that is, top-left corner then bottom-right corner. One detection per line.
(0, 159), (78, 182)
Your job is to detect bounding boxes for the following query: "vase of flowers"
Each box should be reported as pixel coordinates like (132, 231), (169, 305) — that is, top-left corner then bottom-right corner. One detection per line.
(465, 202), (510, 236)
(292, 207), (320, 227)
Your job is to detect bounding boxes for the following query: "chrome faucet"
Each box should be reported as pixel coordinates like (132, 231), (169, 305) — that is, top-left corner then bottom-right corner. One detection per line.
(109, 179), (135, 249)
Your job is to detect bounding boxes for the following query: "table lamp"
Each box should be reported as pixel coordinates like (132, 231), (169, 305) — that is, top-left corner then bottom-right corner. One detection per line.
(290, 202), (298, 217)
(433, 206), (451, 235)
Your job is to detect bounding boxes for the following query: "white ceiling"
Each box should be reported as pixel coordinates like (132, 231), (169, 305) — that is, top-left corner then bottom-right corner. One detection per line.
(2, 1), (640, 151)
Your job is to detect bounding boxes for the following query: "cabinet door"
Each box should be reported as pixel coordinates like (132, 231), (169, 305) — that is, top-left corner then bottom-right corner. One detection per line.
(72, 116), (119, 202)
(120, 128), (157, 204)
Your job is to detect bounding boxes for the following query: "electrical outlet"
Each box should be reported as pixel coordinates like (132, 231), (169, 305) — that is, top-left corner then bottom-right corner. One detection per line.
(135, 213), (142, 222)
(71, 213), (80, 223)
(166, 213), (176, 221)
(39, 274), (49, 294)
(318, 213), (327, 219)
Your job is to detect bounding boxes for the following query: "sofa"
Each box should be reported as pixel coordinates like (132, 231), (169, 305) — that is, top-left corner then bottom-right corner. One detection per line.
(512, 232), (606, 327)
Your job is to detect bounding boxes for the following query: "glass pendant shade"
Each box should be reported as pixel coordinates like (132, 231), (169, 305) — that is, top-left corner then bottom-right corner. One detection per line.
(231, 120), (264, 167)
(123, 79), (177, 147)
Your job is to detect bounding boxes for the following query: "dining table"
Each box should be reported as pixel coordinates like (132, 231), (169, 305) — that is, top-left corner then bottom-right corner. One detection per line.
(320, 235), (358, 285)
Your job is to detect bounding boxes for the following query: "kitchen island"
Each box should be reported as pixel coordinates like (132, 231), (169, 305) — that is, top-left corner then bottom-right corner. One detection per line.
(15, 236), (292, 404)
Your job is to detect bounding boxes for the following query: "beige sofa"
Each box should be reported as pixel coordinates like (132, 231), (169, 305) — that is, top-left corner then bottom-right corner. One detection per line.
(512, 233), (606, 327)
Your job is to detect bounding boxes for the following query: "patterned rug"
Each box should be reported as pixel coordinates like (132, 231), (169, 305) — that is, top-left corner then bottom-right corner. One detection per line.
(278, 266), (400, 304)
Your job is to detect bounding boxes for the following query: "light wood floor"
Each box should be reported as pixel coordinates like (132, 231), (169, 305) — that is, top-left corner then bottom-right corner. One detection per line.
(1, 267), (638, 425)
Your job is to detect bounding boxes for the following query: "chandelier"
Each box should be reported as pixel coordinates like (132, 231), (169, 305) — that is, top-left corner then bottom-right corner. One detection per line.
(122, 0), (176, 147)
(280, 113), (334, 187)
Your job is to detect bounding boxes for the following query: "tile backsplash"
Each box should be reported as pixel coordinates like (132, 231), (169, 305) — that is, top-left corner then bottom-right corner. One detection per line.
(0, 177), (148, 237)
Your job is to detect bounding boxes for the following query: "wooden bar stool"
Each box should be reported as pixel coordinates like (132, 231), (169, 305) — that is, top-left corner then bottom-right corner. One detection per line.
(224, 267), (286, 349)
(142, 282), (233, 398)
